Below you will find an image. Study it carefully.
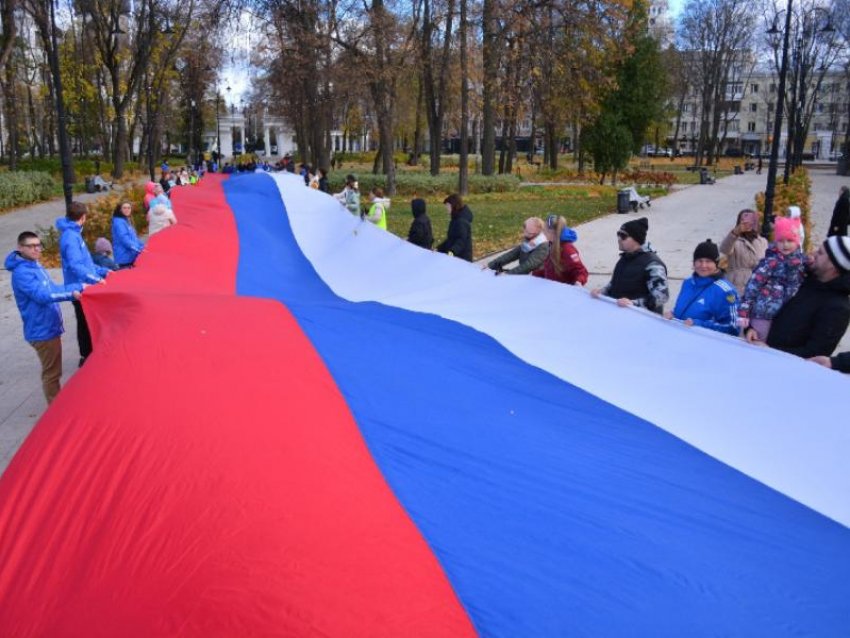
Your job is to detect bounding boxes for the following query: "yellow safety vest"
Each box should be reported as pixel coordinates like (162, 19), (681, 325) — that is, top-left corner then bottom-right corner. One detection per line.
(369, 202), (388, 230)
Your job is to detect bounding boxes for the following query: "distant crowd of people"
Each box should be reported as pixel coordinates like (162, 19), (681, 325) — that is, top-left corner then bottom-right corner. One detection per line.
(7, 164), (850, 407)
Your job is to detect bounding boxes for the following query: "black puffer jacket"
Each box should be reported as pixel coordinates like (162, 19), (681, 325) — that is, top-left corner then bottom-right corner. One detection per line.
(407, 199), (434, 249)
(831, 351), (850, 373)
(829, 192), (849, 237)
(437, 205), (474, 261)
(767, 272), (850, 358)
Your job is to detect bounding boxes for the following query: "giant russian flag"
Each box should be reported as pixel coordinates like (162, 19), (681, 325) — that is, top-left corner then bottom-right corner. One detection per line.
(0, 172), (848, 636)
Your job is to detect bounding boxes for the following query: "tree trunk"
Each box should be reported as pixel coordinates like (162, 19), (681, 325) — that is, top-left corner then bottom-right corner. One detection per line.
(671, 91), (686, 157)
(372, 144), (382, 174)
(379, 110), (395, 193)
(506, 115), (517, 174)
(545, 120), (558, 170)
(498, 117), (509, 173)
(576, 119), (586, 174)
(409, 79), (424, 166)
(27, 83), (41, 157)
(422, 0), (454, 176)
(458, 0), (469, 195)
(481, 0), (496, 175)
(3, 66), (18, 170)
(112, 106), (128, 178)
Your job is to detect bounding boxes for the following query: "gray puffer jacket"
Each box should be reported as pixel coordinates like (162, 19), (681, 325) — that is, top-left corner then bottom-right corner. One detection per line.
(487, 240), (550, 275)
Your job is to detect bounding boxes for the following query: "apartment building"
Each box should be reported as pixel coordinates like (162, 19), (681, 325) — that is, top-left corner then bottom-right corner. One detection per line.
(669, 66), (848, 159)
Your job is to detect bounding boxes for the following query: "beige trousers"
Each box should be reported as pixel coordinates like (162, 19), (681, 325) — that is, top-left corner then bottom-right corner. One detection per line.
(30, 337), (62, 404)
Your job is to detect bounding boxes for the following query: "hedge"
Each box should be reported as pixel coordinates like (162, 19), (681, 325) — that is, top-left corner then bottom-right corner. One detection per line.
(0, 171), (59, 211)
(326, 172), (520, 196)
(755, 167), (812, 251)
(1, 158), (142, 179)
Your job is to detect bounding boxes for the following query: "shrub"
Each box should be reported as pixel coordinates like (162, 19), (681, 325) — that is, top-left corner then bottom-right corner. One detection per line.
(0, 171), (58, 211)
(755, 167), (812, 251)
(1, 158), (143, 179)
(620, 170), (678, 187)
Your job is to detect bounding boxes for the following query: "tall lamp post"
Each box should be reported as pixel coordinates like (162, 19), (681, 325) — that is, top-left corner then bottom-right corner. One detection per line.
(146, 78), (155, 182)
(763, 3), (795, 238)
(216, 89), (222, 160)
(764, 4), (834, 236)
(188, 99), (196, 167)
(47, 0), (75, 211)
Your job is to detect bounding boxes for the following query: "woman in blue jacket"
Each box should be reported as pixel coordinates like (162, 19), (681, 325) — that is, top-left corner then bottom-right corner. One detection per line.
(664, 239), (740, 336)
(112, 202), (145, 267)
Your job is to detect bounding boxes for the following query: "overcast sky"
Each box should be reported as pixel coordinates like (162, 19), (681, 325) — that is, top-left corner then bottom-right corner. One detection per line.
(669, 0), (684, 17)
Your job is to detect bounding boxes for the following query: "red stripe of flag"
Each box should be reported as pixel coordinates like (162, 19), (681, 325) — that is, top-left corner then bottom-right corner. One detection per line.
(0, 176), (476, 637)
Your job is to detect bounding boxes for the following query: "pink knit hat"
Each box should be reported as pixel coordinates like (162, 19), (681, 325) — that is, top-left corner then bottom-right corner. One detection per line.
(774, 217), (800, 245)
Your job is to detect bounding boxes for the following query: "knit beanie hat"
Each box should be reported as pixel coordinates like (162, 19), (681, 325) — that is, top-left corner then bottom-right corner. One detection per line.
(774, 217), (800, 245)
(94, 237), (112, 255)
(824, 236), (850, 273)
(620, 217), (648, 245)
(693, 238), (719, 262)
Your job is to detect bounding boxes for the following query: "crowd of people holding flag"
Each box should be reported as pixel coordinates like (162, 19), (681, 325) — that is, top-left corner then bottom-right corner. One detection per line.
(6, 163), (850, 407)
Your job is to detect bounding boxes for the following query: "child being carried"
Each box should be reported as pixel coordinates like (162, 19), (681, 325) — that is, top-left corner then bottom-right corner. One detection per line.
(738, 216), (809, 341)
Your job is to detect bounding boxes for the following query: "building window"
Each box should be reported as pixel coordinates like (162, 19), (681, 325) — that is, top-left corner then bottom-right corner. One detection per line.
(750, 103), (758, 112)
(767, 102), (774, 112)
(751, 84), (759, 93)
(748, 122), (756, 132)
(770, 84), (777, 92)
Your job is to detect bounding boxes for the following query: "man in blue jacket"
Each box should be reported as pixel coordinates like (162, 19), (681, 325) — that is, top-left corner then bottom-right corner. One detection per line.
(6, 232), (85, 404)
(57, 202), (110, 366)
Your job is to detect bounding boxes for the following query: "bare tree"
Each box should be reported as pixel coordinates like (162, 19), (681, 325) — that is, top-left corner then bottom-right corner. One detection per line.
(765, 0), (843, 176)
(679, 0), (756, 166)
(421, 0), (454, 175)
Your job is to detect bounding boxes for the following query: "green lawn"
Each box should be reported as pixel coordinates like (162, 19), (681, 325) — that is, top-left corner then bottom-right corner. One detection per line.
(386, 185), (665, 258)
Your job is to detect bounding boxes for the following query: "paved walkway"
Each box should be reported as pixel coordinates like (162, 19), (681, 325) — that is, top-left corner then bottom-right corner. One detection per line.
(1, 170), (848, 475)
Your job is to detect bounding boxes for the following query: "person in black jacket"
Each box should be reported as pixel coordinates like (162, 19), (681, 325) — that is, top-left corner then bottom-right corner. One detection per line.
(810, 351), (850, 373)
(318, 168), (330, 193)
(591, 217), (669, 314)
(407, 198), (433, 249)
(828, 186), (849, 237)
(437, 193), (474, 261)
(747, 236), (850, 358)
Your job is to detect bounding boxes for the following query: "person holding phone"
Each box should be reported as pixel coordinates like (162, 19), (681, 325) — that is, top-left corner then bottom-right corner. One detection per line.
(719, 209), (768, 296)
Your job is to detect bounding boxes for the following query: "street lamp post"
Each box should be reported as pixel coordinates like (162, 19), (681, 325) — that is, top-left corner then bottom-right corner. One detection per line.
(47, 0), (75, 211)
(216, 90), (221, 161)
(146, 79), (155, 182)
(763, 2), (795, 238)
(783, 41), (801, 185)
(189, 99), (196, 167)
(764, 4), (834, 235)
(226, 85), (232, 157)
